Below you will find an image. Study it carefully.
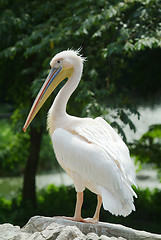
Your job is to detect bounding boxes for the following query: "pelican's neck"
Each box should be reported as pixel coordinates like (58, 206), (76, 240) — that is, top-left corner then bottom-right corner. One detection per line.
(48, 62), (83, 135)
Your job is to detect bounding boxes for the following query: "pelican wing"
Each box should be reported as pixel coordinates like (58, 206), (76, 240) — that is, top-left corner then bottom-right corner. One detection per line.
(70, 117), (137, 187)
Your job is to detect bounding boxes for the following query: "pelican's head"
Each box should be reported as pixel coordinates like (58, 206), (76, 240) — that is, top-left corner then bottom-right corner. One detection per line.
(50, 49), (84, 70)
(23, 50), (84, 132)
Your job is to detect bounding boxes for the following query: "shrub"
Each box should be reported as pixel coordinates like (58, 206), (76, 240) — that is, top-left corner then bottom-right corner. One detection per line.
(0, 185), (160, 234)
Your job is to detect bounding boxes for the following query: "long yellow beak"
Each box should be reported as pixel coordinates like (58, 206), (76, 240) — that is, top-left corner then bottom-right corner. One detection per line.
(23, 66), (73, 132)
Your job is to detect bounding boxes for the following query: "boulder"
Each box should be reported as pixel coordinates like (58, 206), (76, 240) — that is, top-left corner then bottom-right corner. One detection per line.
(0, 216), (161, 240)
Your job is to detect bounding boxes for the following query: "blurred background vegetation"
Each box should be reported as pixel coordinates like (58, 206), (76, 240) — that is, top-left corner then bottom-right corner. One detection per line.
(0, 0), (161, 234)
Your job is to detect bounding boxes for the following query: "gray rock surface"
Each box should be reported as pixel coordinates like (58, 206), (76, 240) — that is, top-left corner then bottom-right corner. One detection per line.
(0, 216), (161, 240)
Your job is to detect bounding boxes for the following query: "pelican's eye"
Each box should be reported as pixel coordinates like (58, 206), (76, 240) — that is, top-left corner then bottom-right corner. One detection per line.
(54, 59), (62, 69)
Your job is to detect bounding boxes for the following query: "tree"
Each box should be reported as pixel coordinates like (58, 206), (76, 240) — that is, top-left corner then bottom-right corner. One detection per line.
(0, 0), (160, 205)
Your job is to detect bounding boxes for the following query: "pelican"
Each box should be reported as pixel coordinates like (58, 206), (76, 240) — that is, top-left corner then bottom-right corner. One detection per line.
(23, 50), (137, 223)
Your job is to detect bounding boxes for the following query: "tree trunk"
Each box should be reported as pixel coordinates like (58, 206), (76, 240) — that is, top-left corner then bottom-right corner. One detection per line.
(22, 126), (43, 206)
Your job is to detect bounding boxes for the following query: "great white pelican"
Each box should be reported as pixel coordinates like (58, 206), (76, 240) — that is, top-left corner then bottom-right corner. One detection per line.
(23, 50), (137, 223)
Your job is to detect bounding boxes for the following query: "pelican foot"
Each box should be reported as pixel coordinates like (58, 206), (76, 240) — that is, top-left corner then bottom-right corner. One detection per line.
(54, 216), (99, 223)
(54, 216), (86, 223)
(84, 217), (99, 223)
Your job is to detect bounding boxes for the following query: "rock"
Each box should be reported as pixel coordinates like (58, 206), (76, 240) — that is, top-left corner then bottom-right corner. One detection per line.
(0, 216), (161, 240)
(0, 223), (29, 240)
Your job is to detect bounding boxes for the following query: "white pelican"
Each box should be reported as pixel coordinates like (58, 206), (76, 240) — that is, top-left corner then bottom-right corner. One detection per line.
(23, 50), (137, 223)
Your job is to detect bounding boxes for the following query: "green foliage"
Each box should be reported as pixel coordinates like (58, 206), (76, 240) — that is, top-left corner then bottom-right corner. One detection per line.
(101, 0), (161, 56)
(0, 185), (161, 234)
(0, 119), (29, 176)
(131, 124), (161, 165)
(38, 134), (60, 172)
(130, 124), (161, 178)
(0, 119), (58, 175)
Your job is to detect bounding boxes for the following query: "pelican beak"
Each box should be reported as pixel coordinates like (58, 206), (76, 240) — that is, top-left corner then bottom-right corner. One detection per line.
(23, 66), (73, 132)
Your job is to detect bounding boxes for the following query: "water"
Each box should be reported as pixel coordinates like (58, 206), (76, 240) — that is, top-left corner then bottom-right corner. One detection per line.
(0, 176), (23, 199)
(0, 105), (160, 199)
(36, 171), (73, 189)
(0, 168), (160, 199)
(0, 171), (73, 199)
(137, 168), (161, 190)
(123, 104), (161, 142)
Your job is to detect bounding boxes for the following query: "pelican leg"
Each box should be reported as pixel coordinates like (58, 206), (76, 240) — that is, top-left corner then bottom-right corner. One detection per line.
(93, 195), (102, 221)
(85, 195), (102, 223)
(58, 192), (85, 222)
(73, 192), (84, 221)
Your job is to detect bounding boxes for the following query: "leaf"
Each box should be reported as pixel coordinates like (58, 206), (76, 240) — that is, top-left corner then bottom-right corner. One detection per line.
(124, 41), (135, 51)
(105, 6), (117, 19)
(111, 121), (127, 143)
